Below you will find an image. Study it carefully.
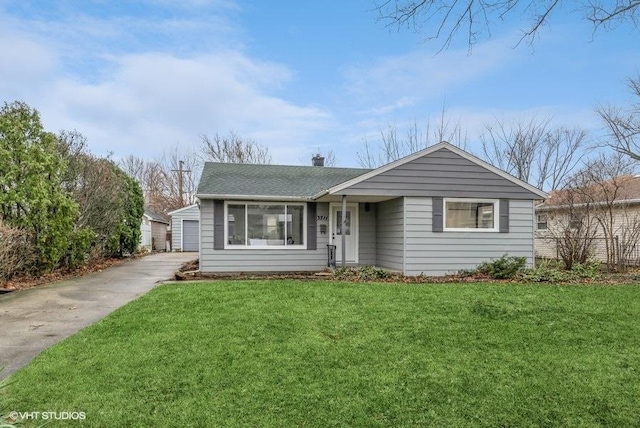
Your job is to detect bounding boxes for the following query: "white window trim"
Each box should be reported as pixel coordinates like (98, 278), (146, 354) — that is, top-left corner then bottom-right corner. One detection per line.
(536, 214), (548, 230)
(443, 198), (500, 232)
(224, 201), (307, 249)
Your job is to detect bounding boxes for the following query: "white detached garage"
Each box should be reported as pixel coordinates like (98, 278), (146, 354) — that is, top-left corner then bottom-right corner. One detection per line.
(168, 204), (200, 252)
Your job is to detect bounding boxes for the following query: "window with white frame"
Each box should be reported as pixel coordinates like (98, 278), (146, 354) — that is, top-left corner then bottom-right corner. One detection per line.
(226, 202), (305, 247)
(537, 214), (548, 230)
(444, 199), (498, 231)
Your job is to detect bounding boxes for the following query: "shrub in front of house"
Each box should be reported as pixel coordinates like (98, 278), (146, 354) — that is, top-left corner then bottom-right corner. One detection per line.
(521, 259), (601, 282)
(333, 266), (398, 282)
(475, 255), (528, 279)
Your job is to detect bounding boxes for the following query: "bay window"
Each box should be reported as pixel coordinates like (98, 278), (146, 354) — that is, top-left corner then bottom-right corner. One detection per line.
(226, 202), (305, 248)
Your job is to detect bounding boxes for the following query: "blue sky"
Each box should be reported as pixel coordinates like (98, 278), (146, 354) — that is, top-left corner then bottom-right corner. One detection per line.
(1, 0), (638, 167)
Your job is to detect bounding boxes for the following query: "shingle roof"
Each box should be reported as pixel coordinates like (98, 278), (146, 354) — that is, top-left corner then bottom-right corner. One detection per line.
(538, 175), (640, 209)
(197, 162), (370, 198)
(144, 209), (170, 224)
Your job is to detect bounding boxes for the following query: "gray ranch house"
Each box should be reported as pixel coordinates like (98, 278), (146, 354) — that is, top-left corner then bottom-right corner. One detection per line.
(196, 142), (547, 276)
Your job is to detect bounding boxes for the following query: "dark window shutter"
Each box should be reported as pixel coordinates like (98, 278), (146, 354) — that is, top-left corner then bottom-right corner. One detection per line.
(432, 197), (443, 232)
(213, 199), (225, 250)
(499, 199), (509, 233)
(307, 202), (317, 250)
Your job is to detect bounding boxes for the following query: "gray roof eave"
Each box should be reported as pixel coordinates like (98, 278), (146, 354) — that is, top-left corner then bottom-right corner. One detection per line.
(196, 193), (311, 202)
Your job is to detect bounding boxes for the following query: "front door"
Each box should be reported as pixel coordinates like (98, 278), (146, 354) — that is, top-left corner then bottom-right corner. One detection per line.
(331, 204), (358, 264)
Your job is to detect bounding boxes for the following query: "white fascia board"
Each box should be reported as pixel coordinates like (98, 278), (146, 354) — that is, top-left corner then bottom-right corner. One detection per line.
(325, 141), (548, 199)
(311, 190), (329, 200)
(167, 204), (199, 216)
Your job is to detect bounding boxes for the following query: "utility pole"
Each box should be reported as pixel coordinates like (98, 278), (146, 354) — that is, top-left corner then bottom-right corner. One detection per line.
(172, 160), (191, 207)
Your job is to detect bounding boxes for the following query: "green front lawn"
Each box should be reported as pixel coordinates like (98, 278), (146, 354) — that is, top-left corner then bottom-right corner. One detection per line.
(3, 281), (640, 427)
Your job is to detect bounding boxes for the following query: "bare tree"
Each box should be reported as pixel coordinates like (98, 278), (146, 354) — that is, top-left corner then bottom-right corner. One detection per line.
(119, 155), (147, 185)
(479, 116), (588, 191)
(119, 145), (201, 214)
(357, 110), (468, 168)
(120, 155), (161, 210)
(569, 153), (640, 270)
(598, 75), (640, 161)
(201, 132), (271, 164)
(541, 152), (640, 270)
(58, 130), (122, 233)
(158, 145), (200, 210)
(57, 130), (145, 261)
(324, 149), (337, 167)
(375, 0), (640, 51)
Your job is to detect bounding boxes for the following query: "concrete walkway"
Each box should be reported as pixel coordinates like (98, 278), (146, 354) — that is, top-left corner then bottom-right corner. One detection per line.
(0, 252), (196, 380)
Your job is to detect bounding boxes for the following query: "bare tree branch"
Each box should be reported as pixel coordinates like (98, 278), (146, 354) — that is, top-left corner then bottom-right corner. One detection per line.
(479, 116), (588, 191)
(356, 108), (468, 167)
(119, 145), (201, 213)
(597, 75), (640, 161)
(200, 132), (271, 165)
(585, 0), (640, 28)
(375, 0), (639, 50)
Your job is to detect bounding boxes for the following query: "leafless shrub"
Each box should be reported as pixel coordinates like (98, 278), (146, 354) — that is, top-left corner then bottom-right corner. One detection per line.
(0, 221), (36, 281)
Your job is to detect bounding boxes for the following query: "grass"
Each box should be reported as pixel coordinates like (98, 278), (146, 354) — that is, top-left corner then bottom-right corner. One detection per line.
(3, 280), (640, 427)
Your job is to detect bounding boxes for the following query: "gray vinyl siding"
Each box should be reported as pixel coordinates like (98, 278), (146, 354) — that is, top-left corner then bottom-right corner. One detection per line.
(375, 197), (405, 271)
(340, 148), (540, 199)
(200, 200), (332, 273)
(170, 205), (200, 252)
(359, 203), (376, 265)
(404, 197), (535, 276)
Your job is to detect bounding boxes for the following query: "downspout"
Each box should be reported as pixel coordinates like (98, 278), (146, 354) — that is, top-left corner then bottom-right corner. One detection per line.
(342, 195), (347, 267)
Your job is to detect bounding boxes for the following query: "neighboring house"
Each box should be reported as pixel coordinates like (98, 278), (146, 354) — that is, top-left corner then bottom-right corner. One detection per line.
(168, 204), (200, 252)
(195, 142), (547, 276)
(535, 175), (640, 264)
(140, 209), (170, 252)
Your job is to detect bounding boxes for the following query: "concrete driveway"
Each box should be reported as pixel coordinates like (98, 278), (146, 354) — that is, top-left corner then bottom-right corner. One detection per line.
(0, 252), (196, 380)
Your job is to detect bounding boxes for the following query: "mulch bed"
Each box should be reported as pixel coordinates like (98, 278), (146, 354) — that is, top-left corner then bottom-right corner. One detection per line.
(173, 259), (640, 285)
(5, 257), (639, 292)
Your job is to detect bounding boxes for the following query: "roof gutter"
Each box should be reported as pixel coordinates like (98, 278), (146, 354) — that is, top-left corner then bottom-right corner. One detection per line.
(310, 189), (329, 200)
(196, 193), (311, 202)
(536, 198), (640, 211)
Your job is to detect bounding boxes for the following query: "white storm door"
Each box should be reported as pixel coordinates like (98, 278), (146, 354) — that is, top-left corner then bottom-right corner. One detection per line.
(331, 204), (358, 263)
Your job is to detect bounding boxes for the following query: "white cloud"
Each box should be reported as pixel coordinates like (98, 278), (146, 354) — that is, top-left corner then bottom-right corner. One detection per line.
(0, 2), (333, 164)
(36, 51), (333, 161)
(342, 37), (516, 113)
(0, 29), (59, 103)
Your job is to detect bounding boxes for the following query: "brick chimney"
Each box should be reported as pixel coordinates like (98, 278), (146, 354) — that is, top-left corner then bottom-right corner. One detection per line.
(312, 154), (325, 167)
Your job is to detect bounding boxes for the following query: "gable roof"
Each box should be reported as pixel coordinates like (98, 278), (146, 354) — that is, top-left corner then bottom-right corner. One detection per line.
(196, 142), (547, 201)
(143, 209), (169, 224)
(196, 163), (370, 200)
(316, 142), (547, 199)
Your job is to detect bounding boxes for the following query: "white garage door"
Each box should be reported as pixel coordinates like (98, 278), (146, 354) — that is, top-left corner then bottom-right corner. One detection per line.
(182, 220), (200, 251)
